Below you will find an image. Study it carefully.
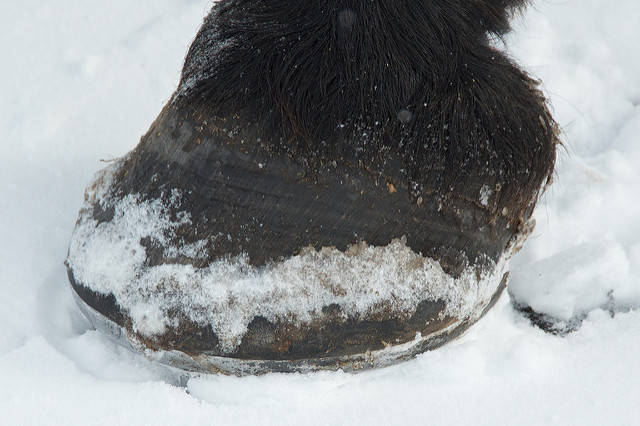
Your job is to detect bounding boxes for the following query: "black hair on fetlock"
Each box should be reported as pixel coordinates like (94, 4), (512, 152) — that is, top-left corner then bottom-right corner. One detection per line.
(472, 0), (529, 35)
(174, 0), (557, 225)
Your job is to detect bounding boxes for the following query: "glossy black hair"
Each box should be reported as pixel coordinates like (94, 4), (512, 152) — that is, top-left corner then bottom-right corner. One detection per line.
(175, 0), (557, 224)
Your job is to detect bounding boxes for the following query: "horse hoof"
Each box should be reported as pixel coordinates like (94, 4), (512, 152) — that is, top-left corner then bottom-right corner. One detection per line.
(66, 0), (557, 375)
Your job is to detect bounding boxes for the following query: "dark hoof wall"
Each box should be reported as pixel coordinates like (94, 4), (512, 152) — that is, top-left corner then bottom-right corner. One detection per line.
(69, 265), (508, 375)
(65, 104), (523, 374)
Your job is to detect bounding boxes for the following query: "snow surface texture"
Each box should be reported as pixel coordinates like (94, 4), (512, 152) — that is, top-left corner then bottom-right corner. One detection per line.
(1, 0), (640, 424)
(67, 158), (509, 351)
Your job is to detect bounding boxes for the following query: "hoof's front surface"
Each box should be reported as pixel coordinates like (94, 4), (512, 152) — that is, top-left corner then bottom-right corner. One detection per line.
(66, 0), (557, 374)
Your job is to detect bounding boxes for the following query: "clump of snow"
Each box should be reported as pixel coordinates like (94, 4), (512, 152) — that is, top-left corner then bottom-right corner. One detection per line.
(509, 240), (630, 322)
(68, 160), (510, 350)
(479, 184), (492, 206)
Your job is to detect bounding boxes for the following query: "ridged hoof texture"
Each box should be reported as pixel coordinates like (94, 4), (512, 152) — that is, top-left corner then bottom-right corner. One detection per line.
(66, 0), (557, 375)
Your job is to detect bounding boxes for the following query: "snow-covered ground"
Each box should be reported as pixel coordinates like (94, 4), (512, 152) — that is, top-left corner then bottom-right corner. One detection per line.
(1, 0), (639, 424)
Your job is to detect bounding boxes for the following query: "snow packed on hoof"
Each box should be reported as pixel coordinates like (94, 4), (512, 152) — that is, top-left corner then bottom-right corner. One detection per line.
(66, 157), (523, 373)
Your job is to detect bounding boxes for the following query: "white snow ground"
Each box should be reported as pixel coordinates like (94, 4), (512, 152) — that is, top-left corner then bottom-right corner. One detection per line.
(1, 0), (639, 424)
